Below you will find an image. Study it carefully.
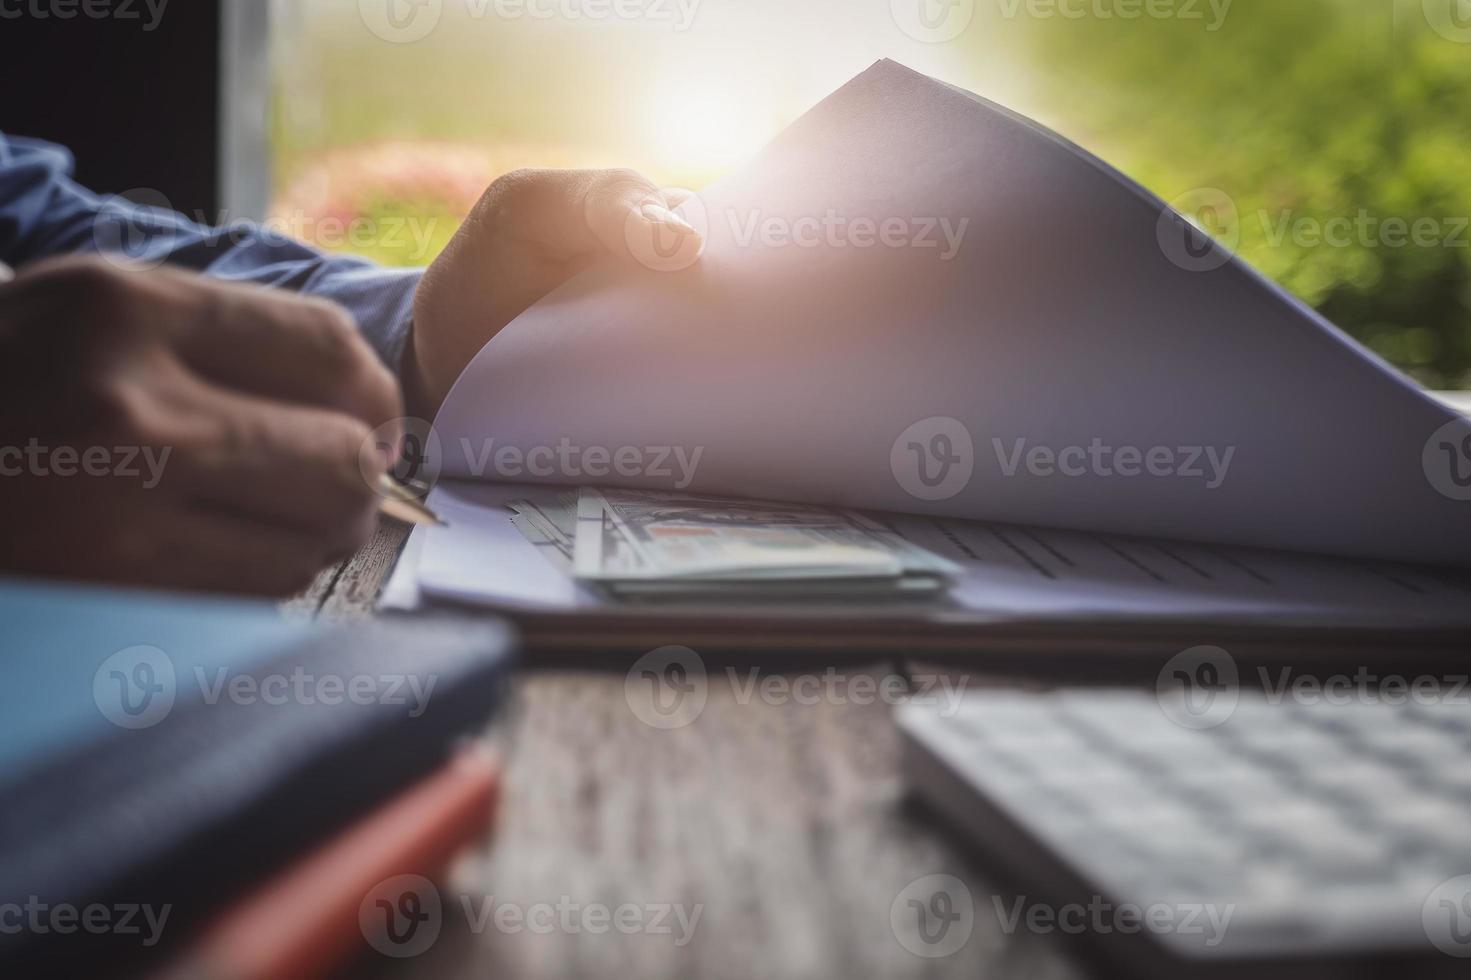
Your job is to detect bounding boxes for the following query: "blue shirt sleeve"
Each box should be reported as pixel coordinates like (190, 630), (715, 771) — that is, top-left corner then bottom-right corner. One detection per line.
(0, 132), (421, 372)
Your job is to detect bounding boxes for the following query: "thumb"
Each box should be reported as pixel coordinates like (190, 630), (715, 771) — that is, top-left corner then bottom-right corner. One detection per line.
(580, 169), (704, 272)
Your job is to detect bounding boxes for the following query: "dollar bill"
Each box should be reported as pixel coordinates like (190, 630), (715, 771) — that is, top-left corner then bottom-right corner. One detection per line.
(574, 487), (958, 589)
(507, 487), (957, 598)
(507, 511), (573, 573)
(508, 494), (578, 551)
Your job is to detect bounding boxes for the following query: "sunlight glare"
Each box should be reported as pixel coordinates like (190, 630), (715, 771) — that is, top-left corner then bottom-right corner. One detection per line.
(645, 81), (780, 183)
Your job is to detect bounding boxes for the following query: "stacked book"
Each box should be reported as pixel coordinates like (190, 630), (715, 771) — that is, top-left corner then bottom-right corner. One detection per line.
(0, 582), (515, 979)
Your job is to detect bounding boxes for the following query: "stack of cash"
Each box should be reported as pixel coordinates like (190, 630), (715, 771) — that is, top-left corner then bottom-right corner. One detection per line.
(507, 487), (958, 600)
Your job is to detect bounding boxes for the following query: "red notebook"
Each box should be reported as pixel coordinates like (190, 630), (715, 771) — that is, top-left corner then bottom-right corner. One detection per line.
(160, 749), (500, 980)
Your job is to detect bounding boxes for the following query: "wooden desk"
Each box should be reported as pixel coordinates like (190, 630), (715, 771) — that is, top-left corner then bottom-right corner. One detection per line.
(299, 521), (1093, 980)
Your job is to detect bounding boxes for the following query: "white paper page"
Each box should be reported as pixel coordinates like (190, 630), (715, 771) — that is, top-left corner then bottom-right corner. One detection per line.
(377, 525), (426, 612)
(413, 481), (1471, 629)
(413, 482), (609, 612)
(889, 515), (1471, 629)
(433, 60), (1471, 566)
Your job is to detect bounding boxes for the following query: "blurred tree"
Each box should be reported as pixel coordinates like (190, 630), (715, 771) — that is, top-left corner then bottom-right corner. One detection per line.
(1011, 0), (1471, 387)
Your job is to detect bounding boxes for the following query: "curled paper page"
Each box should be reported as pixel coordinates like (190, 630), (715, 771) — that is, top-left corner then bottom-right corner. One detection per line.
(433, 59), (1471, 567)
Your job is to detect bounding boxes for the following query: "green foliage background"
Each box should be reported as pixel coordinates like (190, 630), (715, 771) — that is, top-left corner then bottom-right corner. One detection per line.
(272, 0), (1471, 386)
(1006, 0), (1471, 386)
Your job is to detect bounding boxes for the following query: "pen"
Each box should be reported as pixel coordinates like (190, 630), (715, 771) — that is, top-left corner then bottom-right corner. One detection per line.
(0, 258), (442, 525)
(378, 474), (446, 526)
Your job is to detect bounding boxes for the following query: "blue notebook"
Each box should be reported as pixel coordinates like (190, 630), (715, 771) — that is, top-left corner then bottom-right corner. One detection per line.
(0, 579), (309, 785)
(0, 579), (516, 974)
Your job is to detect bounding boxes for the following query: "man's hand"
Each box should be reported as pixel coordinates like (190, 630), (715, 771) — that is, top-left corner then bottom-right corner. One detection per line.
(0, 257), (403, 596)
(408, 168), (701, 416)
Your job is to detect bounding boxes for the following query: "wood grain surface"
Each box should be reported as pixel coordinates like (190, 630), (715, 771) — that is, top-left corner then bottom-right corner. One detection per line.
(315, 518), (1098, 980)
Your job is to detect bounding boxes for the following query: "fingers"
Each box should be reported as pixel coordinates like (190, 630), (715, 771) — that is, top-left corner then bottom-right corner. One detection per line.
(3, 257), (403, 439)
(11, 492), (346, 597)
(482, 168), (702, 264)
(0, 256), (392, 597)
(146, 507), (353, 597)
(129, 265), (404, 432)
(580, 169), (701, 262)
(172, 384), (385, 551)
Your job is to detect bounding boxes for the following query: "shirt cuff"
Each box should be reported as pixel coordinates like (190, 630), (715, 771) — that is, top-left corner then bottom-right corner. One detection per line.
(304, 265), (423, 375)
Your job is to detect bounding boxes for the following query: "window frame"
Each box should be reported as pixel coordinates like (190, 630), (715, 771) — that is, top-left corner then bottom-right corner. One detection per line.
(219, 0), (272, 221)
